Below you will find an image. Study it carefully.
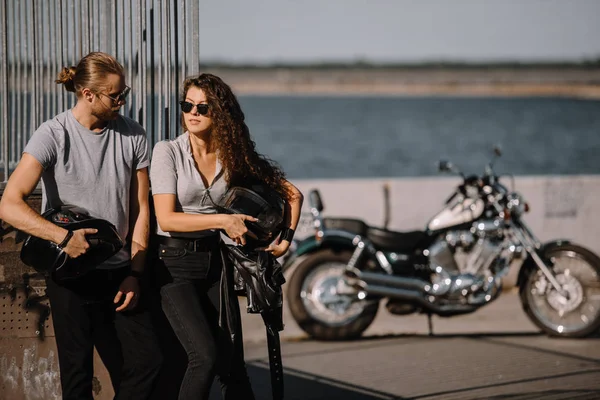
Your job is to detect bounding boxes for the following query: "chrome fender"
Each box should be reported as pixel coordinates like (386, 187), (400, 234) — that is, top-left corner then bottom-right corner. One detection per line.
(281, 230), (357, 273)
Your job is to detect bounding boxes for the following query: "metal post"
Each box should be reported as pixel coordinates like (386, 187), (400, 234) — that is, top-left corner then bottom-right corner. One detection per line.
(1, 0), (8, 183)
(189, 0), (199, 74)
(29, 0), (37, 137)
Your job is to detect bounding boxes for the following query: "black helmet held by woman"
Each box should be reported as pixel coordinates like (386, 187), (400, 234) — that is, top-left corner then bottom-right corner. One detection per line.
(20, 206), (124, 283)
(218, 184), (285, 249)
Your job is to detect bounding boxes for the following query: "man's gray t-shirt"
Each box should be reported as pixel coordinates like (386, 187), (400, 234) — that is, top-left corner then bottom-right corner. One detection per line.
(24, 109), (150, 269)
(150, 132), (228, 239)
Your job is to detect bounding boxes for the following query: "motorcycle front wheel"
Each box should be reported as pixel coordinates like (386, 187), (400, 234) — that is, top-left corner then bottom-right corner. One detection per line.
(287, 248), (379, 341)
(520, 243), (600, 338)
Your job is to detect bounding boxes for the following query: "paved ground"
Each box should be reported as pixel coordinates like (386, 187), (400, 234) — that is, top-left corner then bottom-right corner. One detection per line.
(209, 290), (600, 399)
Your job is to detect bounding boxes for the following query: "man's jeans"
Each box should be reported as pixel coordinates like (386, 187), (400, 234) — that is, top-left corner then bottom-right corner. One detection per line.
(46, 266), (163, 400)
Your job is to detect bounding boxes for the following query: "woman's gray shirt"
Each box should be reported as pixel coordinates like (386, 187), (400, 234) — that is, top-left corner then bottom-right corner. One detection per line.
(150, 132), (228, 238)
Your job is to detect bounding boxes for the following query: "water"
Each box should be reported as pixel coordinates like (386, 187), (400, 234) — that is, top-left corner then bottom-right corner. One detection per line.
(238, 95), (600, 179)
(2, 95), (599, 182)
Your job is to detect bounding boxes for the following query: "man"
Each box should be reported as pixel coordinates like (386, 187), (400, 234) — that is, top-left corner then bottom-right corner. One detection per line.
(0, 52), (162, 399)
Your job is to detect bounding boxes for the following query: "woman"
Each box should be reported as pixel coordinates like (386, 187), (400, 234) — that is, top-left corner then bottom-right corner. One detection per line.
(149, 73), (303, 399)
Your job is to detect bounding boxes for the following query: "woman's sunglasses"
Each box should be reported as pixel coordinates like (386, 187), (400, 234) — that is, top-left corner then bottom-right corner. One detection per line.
(179, 101), (209, 115)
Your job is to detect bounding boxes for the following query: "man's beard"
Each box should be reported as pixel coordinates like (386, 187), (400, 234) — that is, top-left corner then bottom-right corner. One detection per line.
(92, 103), (120, 121)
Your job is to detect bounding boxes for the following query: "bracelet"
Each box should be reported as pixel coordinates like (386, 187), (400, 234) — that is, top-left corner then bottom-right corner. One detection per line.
(57, 230), (73, 249)
(280, 227), (295, 242)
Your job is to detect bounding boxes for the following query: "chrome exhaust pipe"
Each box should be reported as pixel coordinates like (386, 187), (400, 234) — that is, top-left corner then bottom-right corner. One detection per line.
(356, 283), (425, 304)
(345, 268), (431, 293)
(349, 279), (434, 309)
(351, 281), (476, 314)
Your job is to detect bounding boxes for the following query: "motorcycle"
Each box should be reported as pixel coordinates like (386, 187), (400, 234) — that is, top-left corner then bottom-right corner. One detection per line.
(283, 148), (600, 340)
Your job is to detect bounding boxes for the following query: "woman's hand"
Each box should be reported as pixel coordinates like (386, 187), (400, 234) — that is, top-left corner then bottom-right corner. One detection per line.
(264, 240), (291, 258)
(222, 214), (258, 246)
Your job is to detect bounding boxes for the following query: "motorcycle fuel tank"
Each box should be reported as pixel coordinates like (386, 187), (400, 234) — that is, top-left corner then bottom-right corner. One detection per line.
(427, 194), (485, 231)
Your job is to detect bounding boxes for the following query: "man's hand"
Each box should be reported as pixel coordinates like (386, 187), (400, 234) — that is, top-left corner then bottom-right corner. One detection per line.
(264, 240), (291, 258)
(62, 228), (98, 258)
(114, 275), (140, 312)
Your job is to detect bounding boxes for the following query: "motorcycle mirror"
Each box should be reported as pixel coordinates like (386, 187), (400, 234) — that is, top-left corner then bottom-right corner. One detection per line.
(486, 145), (503, 178)
(493, 145), (502, 157)
(438, 160), (453, 172)
(309, 189), (324, 213)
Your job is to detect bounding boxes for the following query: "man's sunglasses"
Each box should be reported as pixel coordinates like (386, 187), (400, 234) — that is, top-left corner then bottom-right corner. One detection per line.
(179, 101), (209, 115)
(98, 85), (131, 105)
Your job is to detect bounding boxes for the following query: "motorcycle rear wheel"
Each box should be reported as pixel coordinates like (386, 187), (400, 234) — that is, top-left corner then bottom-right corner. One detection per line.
(287, 248), (379, 341)
(520, 243), (600, 338)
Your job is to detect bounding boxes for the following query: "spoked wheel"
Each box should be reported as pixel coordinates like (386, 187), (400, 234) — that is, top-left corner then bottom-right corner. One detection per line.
(520, 243), (600, 338)
(287, 249), (379, 340)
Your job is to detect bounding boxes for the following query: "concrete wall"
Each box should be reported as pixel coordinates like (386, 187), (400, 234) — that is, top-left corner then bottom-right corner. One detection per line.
(290, 175), (600, 286)
(0, 195), (116, 400)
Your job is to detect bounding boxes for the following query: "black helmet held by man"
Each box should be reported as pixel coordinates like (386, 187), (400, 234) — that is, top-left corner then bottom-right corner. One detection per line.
(20, 206), (124, 283)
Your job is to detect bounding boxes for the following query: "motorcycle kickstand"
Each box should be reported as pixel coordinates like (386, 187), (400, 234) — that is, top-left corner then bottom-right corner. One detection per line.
(427, 313), (434, 336)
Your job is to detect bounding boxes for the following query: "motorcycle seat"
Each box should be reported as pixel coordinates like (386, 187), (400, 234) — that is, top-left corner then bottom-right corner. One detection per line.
(323, 218), (368, 236)
(366, 227), (428, 252)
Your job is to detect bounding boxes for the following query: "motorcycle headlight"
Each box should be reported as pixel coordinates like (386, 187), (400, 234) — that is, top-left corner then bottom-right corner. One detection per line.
(506, 192), (528, 218)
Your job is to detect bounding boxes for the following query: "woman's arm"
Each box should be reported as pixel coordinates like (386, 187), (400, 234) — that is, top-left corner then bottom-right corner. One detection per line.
(153, 193), (257, 244)
(265, 180), (304, 257)
(153, 193), (228, 232)
(282, 179), (304, 231)
(150, 141), (257, 244)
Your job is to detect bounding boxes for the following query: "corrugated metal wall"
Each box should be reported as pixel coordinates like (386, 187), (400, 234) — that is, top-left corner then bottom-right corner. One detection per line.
(0, 0), (201, 187)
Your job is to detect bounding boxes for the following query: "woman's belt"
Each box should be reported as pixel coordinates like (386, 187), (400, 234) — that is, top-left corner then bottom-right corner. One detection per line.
(155, 235), (220, 252)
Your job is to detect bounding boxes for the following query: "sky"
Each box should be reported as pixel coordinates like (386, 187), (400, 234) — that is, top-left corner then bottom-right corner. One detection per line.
(199, 0), (600, 64)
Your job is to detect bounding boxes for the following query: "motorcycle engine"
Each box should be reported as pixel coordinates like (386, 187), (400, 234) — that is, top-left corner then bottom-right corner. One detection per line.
(427, 219), (508, 298)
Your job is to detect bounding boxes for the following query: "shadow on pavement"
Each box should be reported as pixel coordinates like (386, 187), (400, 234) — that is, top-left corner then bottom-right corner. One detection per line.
(477, 390), (600, 400)
(413, 386), (600, 400)
(209, 362), (402, 400)
(335, 331), (545, 341)
(211, 366), (600, 400)
(283, 330), (544, 346)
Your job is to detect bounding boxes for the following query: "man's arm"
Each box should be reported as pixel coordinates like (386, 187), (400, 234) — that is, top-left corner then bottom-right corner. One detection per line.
(0, 154), (68, 243)
(0, 154), (96, 258)
(129, 167), (150, 274)
(114, 167), (149, 312)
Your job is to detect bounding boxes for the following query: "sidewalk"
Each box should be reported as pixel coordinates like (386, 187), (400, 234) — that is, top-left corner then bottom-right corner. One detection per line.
(226, 291), (600, 400)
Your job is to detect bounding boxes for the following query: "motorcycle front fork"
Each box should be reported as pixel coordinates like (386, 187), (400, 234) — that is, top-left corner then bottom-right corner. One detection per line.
(512, 222), (565, 295)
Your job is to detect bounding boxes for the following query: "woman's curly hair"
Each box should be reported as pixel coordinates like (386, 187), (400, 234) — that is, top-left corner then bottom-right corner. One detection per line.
(181, 73), (291, 201)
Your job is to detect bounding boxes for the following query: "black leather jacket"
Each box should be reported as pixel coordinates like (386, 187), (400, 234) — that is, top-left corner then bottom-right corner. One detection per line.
(221, 243), (285, 331)
(219, 243), (286, 399)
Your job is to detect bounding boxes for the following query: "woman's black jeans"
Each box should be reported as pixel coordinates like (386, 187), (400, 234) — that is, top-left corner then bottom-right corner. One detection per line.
(154, 236), (255, 400)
